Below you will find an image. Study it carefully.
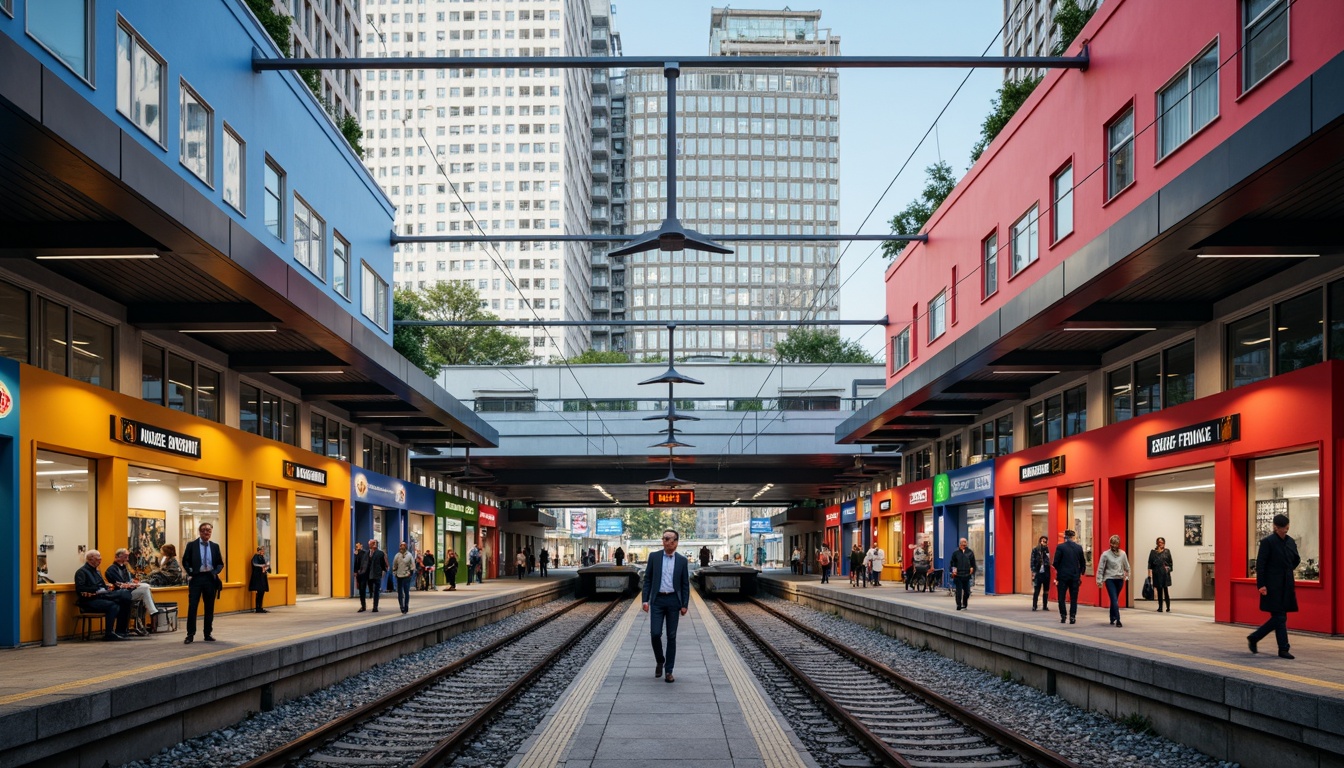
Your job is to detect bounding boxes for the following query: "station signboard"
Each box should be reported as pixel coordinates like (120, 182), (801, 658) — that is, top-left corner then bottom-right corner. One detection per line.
(749, 518), (773, 534)
(648, 489), (695, 506)
(595, 517), (624, 536)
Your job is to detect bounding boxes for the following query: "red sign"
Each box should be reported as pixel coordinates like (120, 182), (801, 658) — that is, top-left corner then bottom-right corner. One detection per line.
(478, 505), (498, 527)
(825, 506), (841, 525)
(648, 489), (695, 506)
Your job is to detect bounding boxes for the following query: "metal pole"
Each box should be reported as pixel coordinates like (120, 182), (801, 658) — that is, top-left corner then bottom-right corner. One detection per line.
(391, 233), (922, 244)
(394, 318), (887, 328)
(664, 64), (679, 223)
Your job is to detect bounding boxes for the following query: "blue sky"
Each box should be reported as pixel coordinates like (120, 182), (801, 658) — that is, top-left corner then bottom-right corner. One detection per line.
(614, 0), (1005, 356)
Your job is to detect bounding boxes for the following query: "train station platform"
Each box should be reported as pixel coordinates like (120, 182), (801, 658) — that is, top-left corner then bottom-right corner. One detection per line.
(759, 572), (1344, 768)
(509, 590), (817, 768)
(0, 574), (575, 768)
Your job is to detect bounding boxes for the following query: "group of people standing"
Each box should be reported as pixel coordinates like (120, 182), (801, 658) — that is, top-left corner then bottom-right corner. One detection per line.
(352, 541), (489, 612)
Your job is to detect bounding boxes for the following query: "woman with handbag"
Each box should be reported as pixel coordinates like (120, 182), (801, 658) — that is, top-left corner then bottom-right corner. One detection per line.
(1147, 537), (1174, 612)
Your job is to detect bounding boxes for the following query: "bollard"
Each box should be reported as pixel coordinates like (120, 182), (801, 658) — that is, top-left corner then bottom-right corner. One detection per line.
(42, 590), (57, 646)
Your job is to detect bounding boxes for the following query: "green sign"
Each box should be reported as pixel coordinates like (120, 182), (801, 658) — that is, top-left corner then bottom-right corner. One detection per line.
(933, 474), (951, 504)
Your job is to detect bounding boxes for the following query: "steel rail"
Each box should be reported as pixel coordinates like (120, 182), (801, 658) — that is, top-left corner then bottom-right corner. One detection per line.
(742, 596), (1083, 768)
(235, 597), (611, 768)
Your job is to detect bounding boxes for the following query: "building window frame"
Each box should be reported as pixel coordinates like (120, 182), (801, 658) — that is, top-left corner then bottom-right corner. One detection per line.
(179, 79), (214, 186)
(1028, 383), (1086, 447)
(1010, 205), (1039, 276)
(1106, 105), (1136, 201)
(333, 231), (351, 299)
(982, 230), (998, 299)
(891, 326), (911, 373)
(28, 0), (94, 84)
(263, 156), (286, 241)
(361, 261), (390, 330)
(222, 124), (245, 213)
(927, 290), (947, 343)
(115, 16), (166, 145)
(292, 194), (326, 280)
(239, 381), (297, 445)
(1051, 162), (1074, 243)
(1157, 41), (1220, 161)
(1107, 337), (1197, 424)
(1242, 0), (1290, 93)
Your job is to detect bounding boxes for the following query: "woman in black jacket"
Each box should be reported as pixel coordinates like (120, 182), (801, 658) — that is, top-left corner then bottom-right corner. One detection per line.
(249, 547), (270, 613)
(1147, 537), (1174, 612)
(849, 544), (866, 587)
(442, 549), (459, 591)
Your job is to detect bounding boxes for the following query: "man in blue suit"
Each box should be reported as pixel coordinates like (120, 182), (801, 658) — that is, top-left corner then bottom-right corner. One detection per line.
(182, 522), (224, 644)
(642, 528), (690, 683)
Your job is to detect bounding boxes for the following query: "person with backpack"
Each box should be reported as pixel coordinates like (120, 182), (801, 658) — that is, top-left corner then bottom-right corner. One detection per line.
(817, 547), (832, 584)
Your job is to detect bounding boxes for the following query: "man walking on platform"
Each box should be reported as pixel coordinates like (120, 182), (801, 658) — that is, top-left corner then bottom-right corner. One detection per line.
(642, 529), (690, 683)
(353, 542), (370, 611)
(364, 539), (389, 612)
(950, 538), (977, 610)
(182, 522), (223, 644)
(1053, 529), (1086, 624)
(539, 548), (549, 577)
(1030, 535), (1051, 611)
(1248, 514), (1299, 659)
(392, 542), (415, 614)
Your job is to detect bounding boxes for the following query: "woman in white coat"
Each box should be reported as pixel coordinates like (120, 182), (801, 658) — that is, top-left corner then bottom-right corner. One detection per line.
(863, 544), (886, 587)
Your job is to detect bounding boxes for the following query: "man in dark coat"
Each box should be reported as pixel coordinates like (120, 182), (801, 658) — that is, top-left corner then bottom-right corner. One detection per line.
(699, 546), (711, 568)
(182, 522), (224, 644)
(75, 550), (133, 640)
(949, 538), (977, 611)
(1247, 514), (1300, 659)
(1052, 529), (1087, 624)
(1030, 535), (1051, 611)
(353, 543), (371, 610)
(362, 539), (390, 612)
(614, 546), (626, 566)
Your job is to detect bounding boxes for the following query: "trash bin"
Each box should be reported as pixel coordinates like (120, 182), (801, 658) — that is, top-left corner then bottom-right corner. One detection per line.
(42, 590), (57, 647)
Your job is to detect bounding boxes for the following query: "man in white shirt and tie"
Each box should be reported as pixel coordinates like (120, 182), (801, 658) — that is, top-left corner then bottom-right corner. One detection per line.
(183, 522), (224, 644)
(641, 528), (690, 683)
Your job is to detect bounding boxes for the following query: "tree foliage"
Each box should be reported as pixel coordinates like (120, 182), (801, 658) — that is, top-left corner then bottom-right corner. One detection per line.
(564, 349), (630, 364)
(610, 508), (699, 541)
(882, 162), (956, 260)
(730, 353), (771, 363)
(773, 328), (877, 364)
(1051, 0), (1098, 56)
(244, 0), (292, 56)
(393, 288), (438, 377)
(395, 283), (532, 370)
(969, 74), (1043, 163)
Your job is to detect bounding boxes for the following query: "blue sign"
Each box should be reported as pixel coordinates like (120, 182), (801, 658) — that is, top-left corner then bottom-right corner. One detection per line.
(839, 500), (857, 524)
(352, 467), (435, 511)
(749, 518), (773, 534)
(595, 518), (624, 536)
(944, 461), (995, 504)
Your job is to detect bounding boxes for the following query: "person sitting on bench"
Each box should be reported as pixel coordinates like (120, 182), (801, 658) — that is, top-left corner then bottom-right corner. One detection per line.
(75, 550), (134, 641)
(106, 547), (161, 634)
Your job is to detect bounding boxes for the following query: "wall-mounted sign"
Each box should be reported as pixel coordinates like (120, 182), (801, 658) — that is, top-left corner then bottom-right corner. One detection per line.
(1019, 456), (1066, 482)
(824, 507), (841, 525)
(749, 518), (773, 534)
(933, 474), (951, 504)
(1146, 414), (1240, 458)
(284, 460), (328, 486)
(478, 506), (498, 527)
(878, 498), (892, 512)
(908, 488), (929, 506)
(0, 378), (12, 419)
(111, 416), (201, 459)
(595, 517), (624, 536)
(444, 517), (463, 532)
(649, 489), (695, 506)
(570, 510), (588, 536)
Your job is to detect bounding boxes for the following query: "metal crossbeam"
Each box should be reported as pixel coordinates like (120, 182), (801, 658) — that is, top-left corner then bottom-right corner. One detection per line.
(392, 233), (924, 244)
(394, 319), (886, 328)
(252, 53), (1089, 72)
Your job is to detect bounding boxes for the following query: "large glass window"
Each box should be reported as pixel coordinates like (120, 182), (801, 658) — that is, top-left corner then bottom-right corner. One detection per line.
(982, 231), (998, 297)
(0, 280), (29, 363)
(891, 327), (911, 372)
(1106, 107), (1135, 200)
(1228, 309), (1271, 388)
(1248, 451), (1318, 582)
(264, 158), (285, 240)
(995, 414), (1013, 456)
(1068, 485), (1094, 577)
(40, 299), (67, 377)
(223, 126), (245, 213)
(127, 466), (226, 568)
(1108, 366), (1132, 423)
(1029, 385), (1085, 446)
(362, 262), (390, 330)
(166, 351), (194, 412)
(1052, 164), (1073, 242)
(197, 366), (220, 422)
(1330, 279), (1344, 361)
(1243, 0), (1289, 91)
(311, 413), (327, 455)
(180, 82), (213, 184)
(116, 21), (164, 142)
(293, 195), (325, 279)
(927, 291), (947, 342)
(1163, 341), (1195, 407)
(141, 343), (163, 403)
(1158, 44), (1219, 159)
(256, 488), (275, 564)
(1063, 384), (1087, 436)
(240, 383), (260, 435)
(28, 0), (92, 81)
(333, 232), (350, 298)
(1011, 205), (1038, 275)
(35, 450), (96, 585)
(1275, 288), (1323, 374)
(1133, 354), (1161, 417)
(70, 312), (113, 388)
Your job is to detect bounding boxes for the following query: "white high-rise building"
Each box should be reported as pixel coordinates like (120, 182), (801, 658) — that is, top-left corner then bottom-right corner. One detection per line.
(624, 7), (841, 360)
(364, 0), (601, 360)
(1002, 0), (1099, 81)
(274, 0), (362, 121)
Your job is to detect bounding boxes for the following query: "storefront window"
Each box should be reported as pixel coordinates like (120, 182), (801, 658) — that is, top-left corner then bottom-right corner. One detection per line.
(1163, 341), (1195, 407)
(1228, 309), (1271, 388)
(0, 280), (29, 363)
(1133, 354), (1161, 417)
(1248, 451), (1319, 581)
(281, 401), (297, 446)
(126, 466), (227, 562)
(1275, 288), (1323, 375)
(1068, 485), (1094, 576)
(35, 450), (96, 585)
(256, 488), (274, 561)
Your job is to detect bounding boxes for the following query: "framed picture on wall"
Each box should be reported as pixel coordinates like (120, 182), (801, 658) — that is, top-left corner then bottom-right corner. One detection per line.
(128, 509), (167, 578)
(1183, 515), (1204, 547)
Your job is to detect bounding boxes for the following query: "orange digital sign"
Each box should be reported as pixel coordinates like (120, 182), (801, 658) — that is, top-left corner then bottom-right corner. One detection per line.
(648, 489), (695, 506)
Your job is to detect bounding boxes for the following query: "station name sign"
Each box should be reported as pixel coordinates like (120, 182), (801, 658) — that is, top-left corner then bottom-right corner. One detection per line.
(1146, 414), (1240, 458)
(111, 416), (201, 459)
(648, 489), (695, 506)
(284, 460), (328, 486)
(1019, 456), (1065, 482)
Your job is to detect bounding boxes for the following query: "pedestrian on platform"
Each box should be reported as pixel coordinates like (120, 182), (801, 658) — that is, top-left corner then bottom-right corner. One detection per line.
(365, 539), (390, 612)
(818, 547), (832, 584)
(183, 522), (224, 644)
(849, 544), (866, 588)
(392, 542), (415, 614)
(526, 545), (535, 575)
(421, 550), (436, 590)
(468, 544), (483, 584)
(516, 550), (527, 580)
(864, 543), (886, 587)
(539, 548), (550, 576)
(1053, 529), (1086, 624)
(699, 546), (711, 568)
(1030, 536), (1051, 611)
(353, 542), (370, 611)
(442, 549), (459, 591)
(791, 546), (802, 574)
(75, 550), (133, 641)
(1247, 514), (1299, 659)
(249, 546), (270, 614)
(642, 528), (690, 683)
(910, 540), (931, 591)
(614, 546), (626, 566)
(1147, 537), (1173, 612)
(950, 538), (977, 610)
(1096, 534), (1131, 627)
(106, 547), (161, 633)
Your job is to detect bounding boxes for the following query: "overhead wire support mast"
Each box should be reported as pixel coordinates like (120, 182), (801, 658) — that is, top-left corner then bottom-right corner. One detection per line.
(252, 52), (1090, 72)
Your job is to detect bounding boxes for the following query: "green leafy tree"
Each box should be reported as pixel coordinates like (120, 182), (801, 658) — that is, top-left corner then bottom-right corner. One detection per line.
(403, 282), (532, 367)
(1051, 0), (1098, 56)
(969, 75), (1043, 163)
(565, 349), (630, 364)
(641, 354), (667, 363)
(882, 161), (956, 259)
(730, 353), (771, 363)
(774, 328), (877, 364)
(393, 288), (438, 377)
(245, 0), (292, 56)
(340, 114), (365, 158)
(614, 507), (699, 540)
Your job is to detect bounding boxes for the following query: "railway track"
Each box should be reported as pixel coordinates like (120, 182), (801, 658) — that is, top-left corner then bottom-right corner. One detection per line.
(715, 597), (1083, 768)
(238, 597), (622, 768)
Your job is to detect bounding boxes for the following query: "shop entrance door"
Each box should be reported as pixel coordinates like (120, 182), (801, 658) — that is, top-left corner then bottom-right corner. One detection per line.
(1014, 494), (1049, 595)
(295, 498), (331, 597)
(1132, 466), (1215, 616)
